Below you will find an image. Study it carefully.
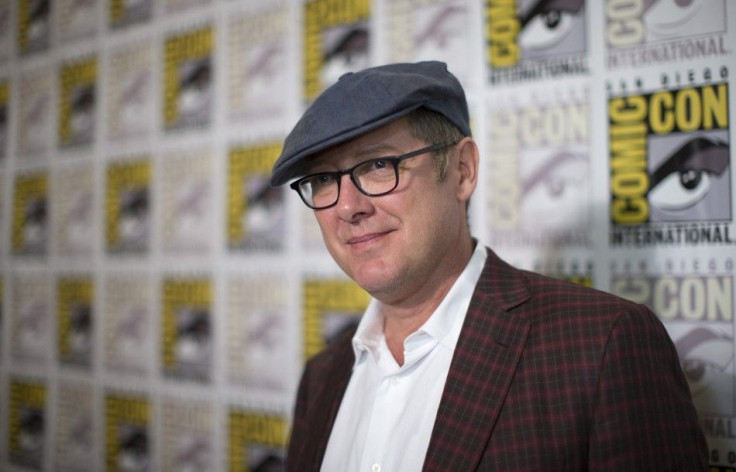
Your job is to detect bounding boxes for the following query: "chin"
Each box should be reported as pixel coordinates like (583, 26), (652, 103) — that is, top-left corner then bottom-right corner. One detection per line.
(352, 265), (400, 297)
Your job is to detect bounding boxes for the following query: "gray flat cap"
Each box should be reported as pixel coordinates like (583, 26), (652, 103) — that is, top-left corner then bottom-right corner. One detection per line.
(270, 61), (470, 186)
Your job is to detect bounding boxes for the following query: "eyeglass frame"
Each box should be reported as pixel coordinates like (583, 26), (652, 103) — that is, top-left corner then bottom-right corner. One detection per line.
(289, 141), (459, 210)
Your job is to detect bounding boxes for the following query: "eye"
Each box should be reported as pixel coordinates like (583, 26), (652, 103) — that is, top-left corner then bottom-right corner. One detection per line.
(644, 0), (704, 36)
(649, 170), (711, 210)
(545, 176), (567, 197)
(649, 137), (728, 212)
(521, 151), (587, 200)
(519, 10), (575, 49)
(301, 174), (334, 195)
(675, 327), (733, 395)
(356, 158), (393, 176)
(310, 174), (335, 190)
(368, 159), (389, 170)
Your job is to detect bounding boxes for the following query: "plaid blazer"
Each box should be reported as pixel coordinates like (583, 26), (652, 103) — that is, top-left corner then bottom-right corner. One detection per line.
(287, 249), (708, 471)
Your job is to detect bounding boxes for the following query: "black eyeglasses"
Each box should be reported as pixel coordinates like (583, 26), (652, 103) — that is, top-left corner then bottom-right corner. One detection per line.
(290, 142), (457, 209)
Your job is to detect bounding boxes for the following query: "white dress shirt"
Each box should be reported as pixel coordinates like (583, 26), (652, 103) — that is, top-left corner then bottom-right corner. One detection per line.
(321, 245), (487, 472)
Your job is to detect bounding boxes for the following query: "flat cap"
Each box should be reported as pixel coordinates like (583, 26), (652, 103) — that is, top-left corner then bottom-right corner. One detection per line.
(270, 61), (470, 186)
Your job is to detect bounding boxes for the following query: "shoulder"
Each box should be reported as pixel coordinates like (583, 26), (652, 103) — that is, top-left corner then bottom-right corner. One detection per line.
(478, 250), (656, 324)
(475, 253), (667, 344)
(522, 268), (642, 311)
(522, 268), (657, 322)
(476, 249), (648, 318)
(511, 270), (677, 368)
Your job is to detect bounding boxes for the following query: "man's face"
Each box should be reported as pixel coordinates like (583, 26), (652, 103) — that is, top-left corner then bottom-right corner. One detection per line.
(306, 117), (472, 305)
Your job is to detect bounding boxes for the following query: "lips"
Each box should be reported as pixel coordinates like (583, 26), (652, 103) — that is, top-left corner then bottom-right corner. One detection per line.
(347, 231), (389, 245)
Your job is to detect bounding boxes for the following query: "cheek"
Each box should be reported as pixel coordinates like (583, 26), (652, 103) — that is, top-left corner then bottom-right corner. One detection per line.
(414, 190), (463, 237)
(314, 213), (337, 245)
(314, 212), (348, 259)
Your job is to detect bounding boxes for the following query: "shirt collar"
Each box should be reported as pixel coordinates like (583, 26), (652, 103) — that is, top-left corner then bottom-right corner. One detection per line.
(352, 244), (487, 365)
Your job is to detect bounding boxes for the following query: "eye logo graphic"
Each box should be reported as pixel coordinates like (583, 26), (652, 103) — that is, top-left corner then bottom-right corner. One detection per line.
(649, 136), (730, 221)
(408, 4), (468, 81)
(117, 425), (149, 472)
(228, 411), (287, 471)
(175, 308), (211, 369)
(177, 59), (212, 125)
(676, 327), (732, 393)
(9, 381), (46, 469)
(487, 0), (586, 69)
(19, 409), (44, 455)
(320, 24), (369, 90)
(162, 278), (212, 382)
(244, 175), (285, 246)
(520, 150), (589, 233)
(414, 5), (464, 52)
(59, 58), (97, 148)
(106, 159), (151, 253)
(164, 26), (214, 130)
(675, 327), (734, 416)
(18, 0), (51, 55)
(105, 394), (150, 472)
(175, 435), (212, 471)
(303, 279), (370, 360)
(303, 0), (371, 102)
(227, 143), (284, 251)
(238, 43), (287, 120)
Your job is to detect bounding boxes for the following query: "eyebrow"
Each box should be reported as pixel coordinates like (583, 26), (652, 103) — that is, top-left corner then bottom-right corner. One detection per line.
(307, 143), (408, 173)
(520, 151), (584, 196)
(649, 136), (729, 189)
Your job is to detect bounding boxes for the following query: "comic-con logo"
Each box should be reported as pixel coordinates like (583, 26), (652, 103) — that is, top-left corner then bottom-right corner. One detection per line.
(486, 0), (586, 82)
(608, 80), (730, 229)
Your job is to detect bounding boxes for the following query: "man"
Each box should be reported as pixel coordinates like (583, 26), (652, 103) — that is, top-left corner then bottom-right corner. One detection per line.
(270, 61), (708, 471)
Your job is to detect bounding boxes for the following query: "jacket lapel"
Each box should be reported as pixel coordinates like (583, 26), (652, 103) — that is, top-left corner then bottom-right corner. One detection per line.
(423, 251), (532, 471)
(298, 337), (355, 471)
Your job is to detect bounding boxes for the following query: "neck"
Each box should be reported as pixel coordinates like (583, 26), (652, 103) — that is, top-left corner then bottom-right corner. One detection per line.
(381, 237), (476, 365)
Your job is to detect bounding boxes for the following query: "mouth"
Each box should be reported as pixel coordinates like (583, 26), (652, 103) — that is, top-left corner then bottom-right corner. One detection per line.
(347, 231), (390, 246)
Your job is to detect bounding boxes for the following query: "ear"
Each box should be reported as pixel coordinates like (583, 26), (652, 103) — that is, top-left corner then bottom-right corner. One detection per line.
(454, 137), (479, 203)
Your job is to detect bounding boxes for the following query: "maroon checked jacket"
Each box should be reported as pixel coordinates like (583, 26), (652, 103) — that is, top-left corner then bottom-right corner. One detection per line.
(287, 249), (708, 471)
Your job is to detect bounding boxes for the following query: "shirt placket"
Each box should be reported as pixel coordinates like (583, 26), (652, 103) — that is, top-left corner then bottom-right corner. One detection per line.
(360, 368), (407, 472)
(358, 334), (439, 472)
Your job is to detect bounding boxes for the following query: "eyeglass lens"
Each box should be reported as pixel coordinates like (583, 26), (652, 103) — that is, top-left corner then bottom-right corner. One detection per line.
(299, 158), (398, 209)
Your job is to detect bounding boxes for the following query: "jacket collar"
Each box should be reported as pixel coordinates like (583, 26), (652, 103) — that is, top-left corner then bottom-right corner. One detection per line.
(297, 335), (355, 471)
(423, 248), (532, 471)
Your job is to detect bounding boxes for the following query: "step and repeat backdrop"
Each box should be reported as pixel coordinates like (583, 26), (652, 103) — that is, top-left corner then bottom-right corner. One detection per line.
(0, 0), (734, 470)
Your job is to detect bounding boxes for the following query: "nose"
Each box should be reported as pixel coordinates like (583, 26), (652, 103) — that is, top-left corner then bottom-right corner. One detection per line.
(334, 174), (374, 222)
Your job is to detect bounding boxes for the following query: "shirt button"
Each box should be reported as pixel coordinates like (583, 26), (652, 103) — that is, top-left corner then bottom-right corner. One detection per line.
(390, 377), (399, 386)
(371, 464), (381, 472)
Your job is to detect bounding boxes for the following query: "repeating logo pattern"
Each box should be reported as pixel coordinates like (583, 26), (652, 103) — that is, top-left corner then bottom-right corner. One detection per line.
(0, 0), (733, 469)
